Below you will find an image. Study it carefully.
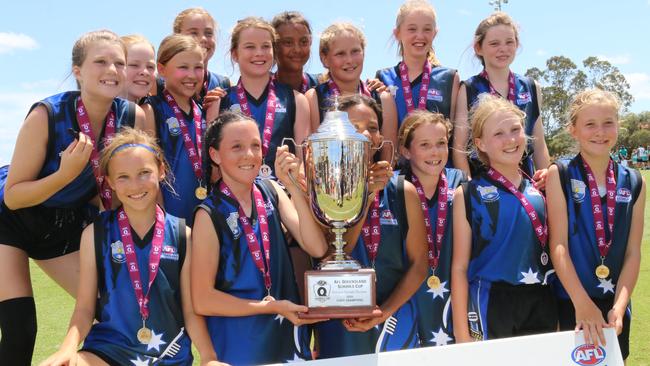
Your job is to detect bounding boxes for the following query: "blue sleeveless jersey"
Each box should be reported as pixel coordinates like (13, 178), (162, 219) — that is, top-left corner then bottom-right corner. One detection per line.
(220, 82), (296, 179)
(464, 173), (553, 340)
(408, 168), (465, 347)
(316, 174), (419, 358)
(199, 180), (311, 365)
(313, 81), (381, 125)
(146, 94), (206, 225)
(82, 209), (192, 365)
(554, 155), (642, 300)
(465, 73), (539, 176)
(304, 72), (320, 91)
(0, 91), (133, 209)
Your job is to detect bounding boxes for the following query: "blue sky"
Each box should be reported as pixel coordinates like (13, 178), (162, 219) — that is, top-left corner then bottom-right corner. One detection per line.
(1, 0), (649, 165)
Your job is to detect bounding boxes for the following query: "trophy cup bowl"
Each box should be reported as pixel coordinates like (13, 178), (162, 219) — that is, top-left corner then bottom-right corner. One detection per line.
(283, 110), (379, 318)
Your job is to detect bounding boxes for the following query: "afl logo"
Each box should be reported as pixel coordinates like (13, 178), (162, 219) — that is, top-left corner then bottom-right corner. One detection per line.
(571, 179), (587, 203)
(571, 344), (606, 365)
(616, 188), (632, 203)
(477, 185), (499, 202)
(166, 117), (181, 136)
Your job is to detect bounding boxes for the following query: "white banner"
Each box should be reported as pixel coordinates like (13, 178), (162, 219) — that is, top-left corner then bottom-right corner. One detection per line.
(277, 329), (623, 366)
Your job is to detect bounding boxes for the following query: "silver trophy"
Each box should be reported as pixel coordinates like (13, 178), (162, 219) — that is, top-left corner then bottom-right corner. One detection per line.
(283, 110), (382, 318)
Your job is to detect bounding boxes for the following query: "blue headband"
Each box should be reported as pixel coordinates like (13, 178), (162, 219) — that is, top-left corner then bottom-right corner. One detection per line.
(110, 143), (157, 158)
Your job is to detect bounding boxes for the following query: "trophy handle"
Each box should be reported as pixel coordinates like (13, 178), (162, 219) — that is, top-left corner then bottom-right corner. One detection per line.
(281, 137), (309, 197)
(373, 140), (395, 166)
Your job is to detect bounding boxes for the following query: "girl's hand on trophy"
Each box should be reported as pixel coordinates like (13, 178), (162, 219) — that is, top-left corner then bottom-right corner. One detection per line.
(342, 309), (385, 332)
(275, 145), (307, 192)
(274, 300), (329, 325)
(368, 160), (392, 193)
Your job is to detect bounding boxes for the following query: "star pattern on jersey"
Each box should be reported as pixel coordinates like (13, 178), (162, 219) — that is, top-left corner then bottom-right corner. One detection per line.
(427, 281), (449, 301)
(519, 268), (541, 284)
(430, 327), (452, 346)
(285, 353), (304, 363)
(274, 314), (285, 325)
(597, 278), (616, 294)
(146, 330), (167, 352)
(130, 355), (150, 366)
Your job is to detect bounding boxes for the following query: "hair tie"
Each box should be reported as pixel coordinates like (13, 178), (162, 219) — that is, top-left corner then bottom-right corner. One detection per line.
(110, 143), (157, 158)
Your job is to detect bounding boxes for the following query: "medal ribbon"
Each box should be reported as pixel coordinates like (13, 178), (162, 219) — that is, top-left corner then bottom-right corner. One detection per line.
(301, 73), (309, 94)
(411, 172), (448, 270)
(361, 194), (381, 264)
(486, 168), (548, 248)
(582, 157), (616, 260)
(327, 79), (371, 98)
(236, 78), (277, 158)
(163, 90), (203, 183)
(118, 205), (166, 321)
(219, 181), (272, 291)
(398, 61), (432, 113)
(75, 97), (115, 209)
(479, 70), (516, 103)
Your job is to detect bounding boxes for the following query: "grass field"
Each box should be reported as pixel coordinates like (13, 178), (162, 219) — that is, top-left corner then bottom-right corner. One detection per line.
(23, 171), (650, 364)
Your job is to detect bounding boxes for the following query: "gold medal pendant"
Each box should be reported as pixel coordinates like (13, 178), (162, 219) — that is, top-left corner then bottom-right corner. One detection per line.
(259, 164), (272, 179)
(595, 264), (610, 279)
(137, 326), (152, 344)
(427, 275), (441, 289)
(195, 186), (208, 200)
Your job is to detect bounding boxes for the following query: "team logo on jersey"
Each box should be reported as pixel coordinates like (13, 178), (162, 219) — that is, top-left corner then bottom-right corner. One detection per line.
(379, 209), (398, 225)
(161, 245), (179, 261)
(447, 188), (455, 202)
(571, 179), (587, 203)
(615, 188), (632, 203)
(477, 185), (499, 202)
(388, 85), (398, 97)
(264, 200), (275, 216)
(226, 212), (241, 239)
(229, 104), (242, 113)
(313, 280), (331, 302)
(526, 185), (542, 196)
(571, 344), (606, 365)
(111, 240), (126, 263)
(427, 88), (444, 102)
(165, 117), (181, 136)
(516, 91), (532, 105)
(275, 102), (287, 114)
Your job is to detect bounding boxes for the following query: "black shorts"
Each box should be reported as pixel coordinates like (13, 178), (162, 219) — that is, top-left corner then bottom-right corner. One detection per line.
(557, 297), (630, 360)
(487, 282), (558, 339)
(0, 201), (96, 260)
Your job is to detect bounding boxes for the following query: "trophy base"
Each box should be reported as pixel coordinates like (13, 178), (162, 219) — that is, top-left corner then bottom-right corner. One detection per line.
(299, 268), (379, 319)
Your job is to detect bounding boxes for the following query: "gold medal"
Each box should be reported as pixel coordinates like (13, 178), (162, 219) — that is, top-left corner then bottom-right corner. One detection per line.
(595, 264), (610, 279)
(259, 164), (272, 179)
(137, 326), (152, 344)
(427, 275), (441, 289)
(195, 186), (207, 200)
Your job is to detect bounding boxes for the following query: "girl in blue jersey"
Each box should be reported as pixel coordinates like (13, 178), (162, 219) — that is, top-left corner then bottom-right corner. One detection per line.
(271, 11), (321, 93)
(42, 128), (223, 366)
(121, 35), (156, 104)
(451, 94), (557, 342)
(172, 7), (230, 105)
(397, 110), (467, 347)
(306, 23), (396, 163)
(377, 0), (460, 167)
(218, 17), (311, 181)
(190, 112), (329, 365)
(143, 35), (218, 225)
(313, 95), (428, 358)
(452, 12), (550, 180)
(547, 89), (645, 360)
(0, 30), (145, 365)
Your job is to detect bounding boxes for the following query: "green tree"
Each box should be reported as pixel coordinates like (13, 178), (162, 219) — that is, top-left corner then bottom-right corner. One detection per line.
(526, 56), (633, 136)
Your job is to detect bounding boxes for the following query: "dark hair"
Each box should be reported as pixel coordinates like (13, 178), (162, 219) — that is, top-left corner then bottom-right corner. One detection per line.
(333, 94), (383, 129)
(271, 11), (312, 35)
(203, 112), (257, 193)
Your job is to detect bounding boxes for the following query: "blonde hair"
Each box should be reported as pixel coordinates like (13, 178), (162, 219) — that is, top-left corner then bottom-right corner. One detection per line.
(99, 128), (170, 182)
(394, 0), (441, 67)
(230, 17), (278, 54)
(567, 88), (620, 126)
(157, 34), (204, 66)
(173, 7), (216, 34)
(319, 22), (366, 57)
(473, 12), (520, 66)
(72, 30), (125, 68)
(469, 94), (526, 165)
(120, 34), (155, 54)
